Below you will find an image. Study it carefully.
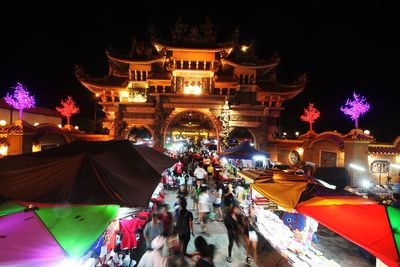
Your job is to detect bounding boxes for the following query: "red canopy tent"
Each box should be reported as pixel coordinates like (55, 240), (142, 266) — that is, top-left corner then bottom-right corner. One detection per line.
(297, 196), (400, 267)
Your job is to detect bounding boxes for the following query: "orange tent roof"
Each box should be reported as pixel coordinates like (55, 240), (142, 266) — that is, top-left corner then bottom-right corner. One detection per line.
(251, 181), (308, 211)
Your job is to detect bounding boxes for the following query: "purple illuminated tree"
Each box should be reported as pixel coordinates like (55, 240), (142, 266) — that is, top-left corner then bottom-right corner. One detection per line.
(300, 103), (320, 131)
(3, 82), (35, 120)
(340, 92), (370, 129)
(56, 96), (80, 125)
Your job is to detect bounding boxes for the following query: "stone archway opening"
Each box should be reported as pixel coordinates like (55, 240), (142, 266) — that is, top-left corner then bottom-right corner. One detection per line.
(163, 110), (218, 154)
(127, 126), (153, 145)
(229, 128), (257, 148)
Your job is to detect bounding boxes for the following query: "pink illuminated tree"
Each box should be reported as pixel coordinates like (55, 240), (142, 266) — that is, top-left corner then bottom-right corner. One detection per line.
(4, 82), (36, 120)
(300, 103), (320, 130)
(340, 92), (370, 129)
(56, 96), (80, 125)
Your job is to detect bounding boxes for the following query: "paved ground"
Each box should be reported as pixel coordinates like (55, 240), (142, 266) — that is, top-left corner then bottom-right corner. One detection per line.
(160, 190), (374, 267)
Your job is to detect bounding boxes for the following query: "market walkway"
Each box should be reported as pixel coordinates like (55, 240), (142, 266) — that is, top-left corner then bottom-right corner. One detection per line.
(161, 190), (374, 267)
(163, 190), (286, 267)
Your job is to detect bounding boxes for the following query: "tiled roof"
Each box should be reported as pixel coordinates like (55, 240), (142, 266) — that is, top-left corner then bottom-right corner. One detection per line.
(311, 132), (344, 149)
(147, 71), (172, 80)
(269, 139), (304, 145)
(0, 125), (22, 134)
(215, 72), (237, 83)
(153, 40), (233, 51)
(61, 125), (82, 134)
(0, 99), (61, 118)
(0, 136), (8, 146)
(0, 121), (38, 135)
(257, 80), (305, 94)
(80, 75), (129, 88)
(74, 134), (113, 141)
(223, 57), (279, 68)
(299, 130), (318, 140)
(368, 145), (400, 155)
(342, 129), (375, 142)
(107, 50), (164, 63)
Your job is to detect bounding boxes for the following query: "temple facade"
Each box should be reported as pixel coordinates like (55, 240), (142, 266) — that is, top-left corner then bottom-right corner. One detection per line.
(267, 129), (400, 186)
(77, 20), (306, 151)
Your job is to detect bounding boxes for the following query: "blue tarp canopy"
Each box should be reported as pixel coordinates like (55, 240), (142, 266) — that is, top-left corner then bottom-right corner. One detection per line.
(219, 141), (270, 159)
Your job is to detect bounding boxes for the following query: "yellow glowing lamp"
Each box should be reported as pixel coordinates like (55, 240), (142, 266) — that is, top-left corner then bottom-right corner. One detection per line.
(241, 45), (249, 52)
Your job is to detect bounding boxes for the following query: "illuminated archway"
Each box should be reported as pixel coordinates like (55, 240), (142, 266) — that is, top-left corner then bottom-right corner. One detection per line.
(161, 108), (221, 151)
(228, 127), (258, 148)
(126, 125), (153, 145)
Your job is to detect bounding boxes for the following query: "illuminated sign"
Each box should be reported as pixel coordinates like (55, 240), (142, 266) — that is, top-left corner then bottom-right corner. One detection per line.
(183, 80), (202, 95)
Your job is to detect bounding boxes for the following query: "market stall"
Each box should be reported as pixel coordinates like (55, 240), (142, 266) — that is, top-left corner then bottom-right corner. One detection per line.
(297, 196), (400, 267)
(0, 200), (119, 267)
(254, 205), (340, 267)
(242, 172), (346, 266)
(0, 140), (176, 207)
(218, 141), (270, 184)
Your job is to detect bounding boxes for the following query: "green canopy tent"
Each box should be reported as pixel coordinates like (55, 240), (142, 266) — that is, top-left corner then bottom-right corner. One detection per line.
(0, 201), (119, 266)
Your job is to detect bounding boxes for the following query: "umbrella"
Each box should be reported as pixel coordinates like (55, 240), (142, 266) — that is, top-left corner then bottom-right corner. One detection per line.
(297, 196), (400, 267)
(0, 201), (119, 267)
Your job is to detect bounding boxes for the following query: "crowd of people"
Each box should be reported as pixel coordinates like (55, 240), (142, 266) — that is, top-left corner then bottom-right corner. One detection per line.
(138, 152), (258, 266)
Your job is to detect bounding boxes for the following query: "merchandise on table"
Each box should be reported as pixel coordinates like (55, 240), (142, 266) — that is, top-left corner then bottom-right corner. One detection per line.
(253, 205), (340, 267)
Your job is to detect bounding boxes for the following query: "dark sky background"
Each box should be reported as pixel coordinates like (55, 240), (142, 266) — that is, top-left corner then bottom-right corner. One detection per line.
(1, 2), (399, 142)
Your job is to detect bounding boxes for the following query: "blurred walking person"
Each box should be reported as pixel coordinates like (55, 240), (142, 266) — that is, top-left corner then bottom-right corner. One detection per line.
(223, 205), (241, 263)
(159, 204), (173, 237)
(143, 213), (164, 250)
(198, 185), (211, 234)
(213, 183), (223, 222)
(194, 236), (215, 267)
(247, 205), (258, 264)
(175, 198), (195, 257)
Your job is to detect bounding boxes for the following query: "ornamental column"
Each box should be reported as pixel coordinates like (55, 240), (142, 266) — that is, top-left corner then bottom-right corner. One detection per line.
(343, 129), (372, 187)
(266, 107), (284, 141)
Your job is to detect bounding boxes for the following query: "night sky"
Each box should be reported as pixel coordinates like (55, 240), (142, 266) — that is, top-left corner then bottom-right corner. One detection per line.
(1, 2), (399, 142)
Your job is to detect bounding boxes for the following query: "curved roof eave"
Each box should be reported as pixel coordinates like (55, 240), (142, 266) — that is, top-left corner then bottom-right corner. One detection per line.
(79, 80), (126, 93)
(221, 58), (280, 69)
(106, 50), (165, 64)
(152, 40), (234, 53)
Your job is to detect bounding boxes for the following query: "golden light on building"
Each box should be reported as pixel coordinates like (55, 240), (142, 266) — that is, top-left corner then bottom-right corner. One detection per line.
(241, 45), (249, 52)
(183, 84), (202, 95)
(296, 147), (304, 155)
(0, 120), (6, 126)
(58, 124), (62, 128)
(32, 144), (41, 152)
(119, 90), (129, 100)
(34, 122), (39, 126)
(368, 154), (374, 164)
(129, 93), (147, 103)
(0, 145), (8, 156)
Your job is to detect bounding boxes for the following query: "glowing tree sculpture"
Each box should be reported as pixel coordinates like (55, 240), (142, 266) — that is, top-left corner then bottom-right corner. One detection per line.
(300, 103), (320, 131)
(4, 82), (36, 121)
(340, 92), (370, 129)
(56, 96), (80, 126)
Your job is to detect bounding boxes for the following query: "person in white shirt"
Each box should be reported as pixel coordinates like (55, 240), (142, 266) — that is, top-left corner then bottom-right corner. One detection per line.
(194, 165), (207, 180)
(213, 183), (223, 222)
(198, 185), (211, 234)
(137, 235), (167, 267)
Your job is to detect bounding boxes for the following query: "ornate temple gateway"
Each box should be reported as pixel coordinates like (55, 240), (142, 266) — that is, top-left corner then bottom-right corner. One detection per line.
(77, 19), (306, 151)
